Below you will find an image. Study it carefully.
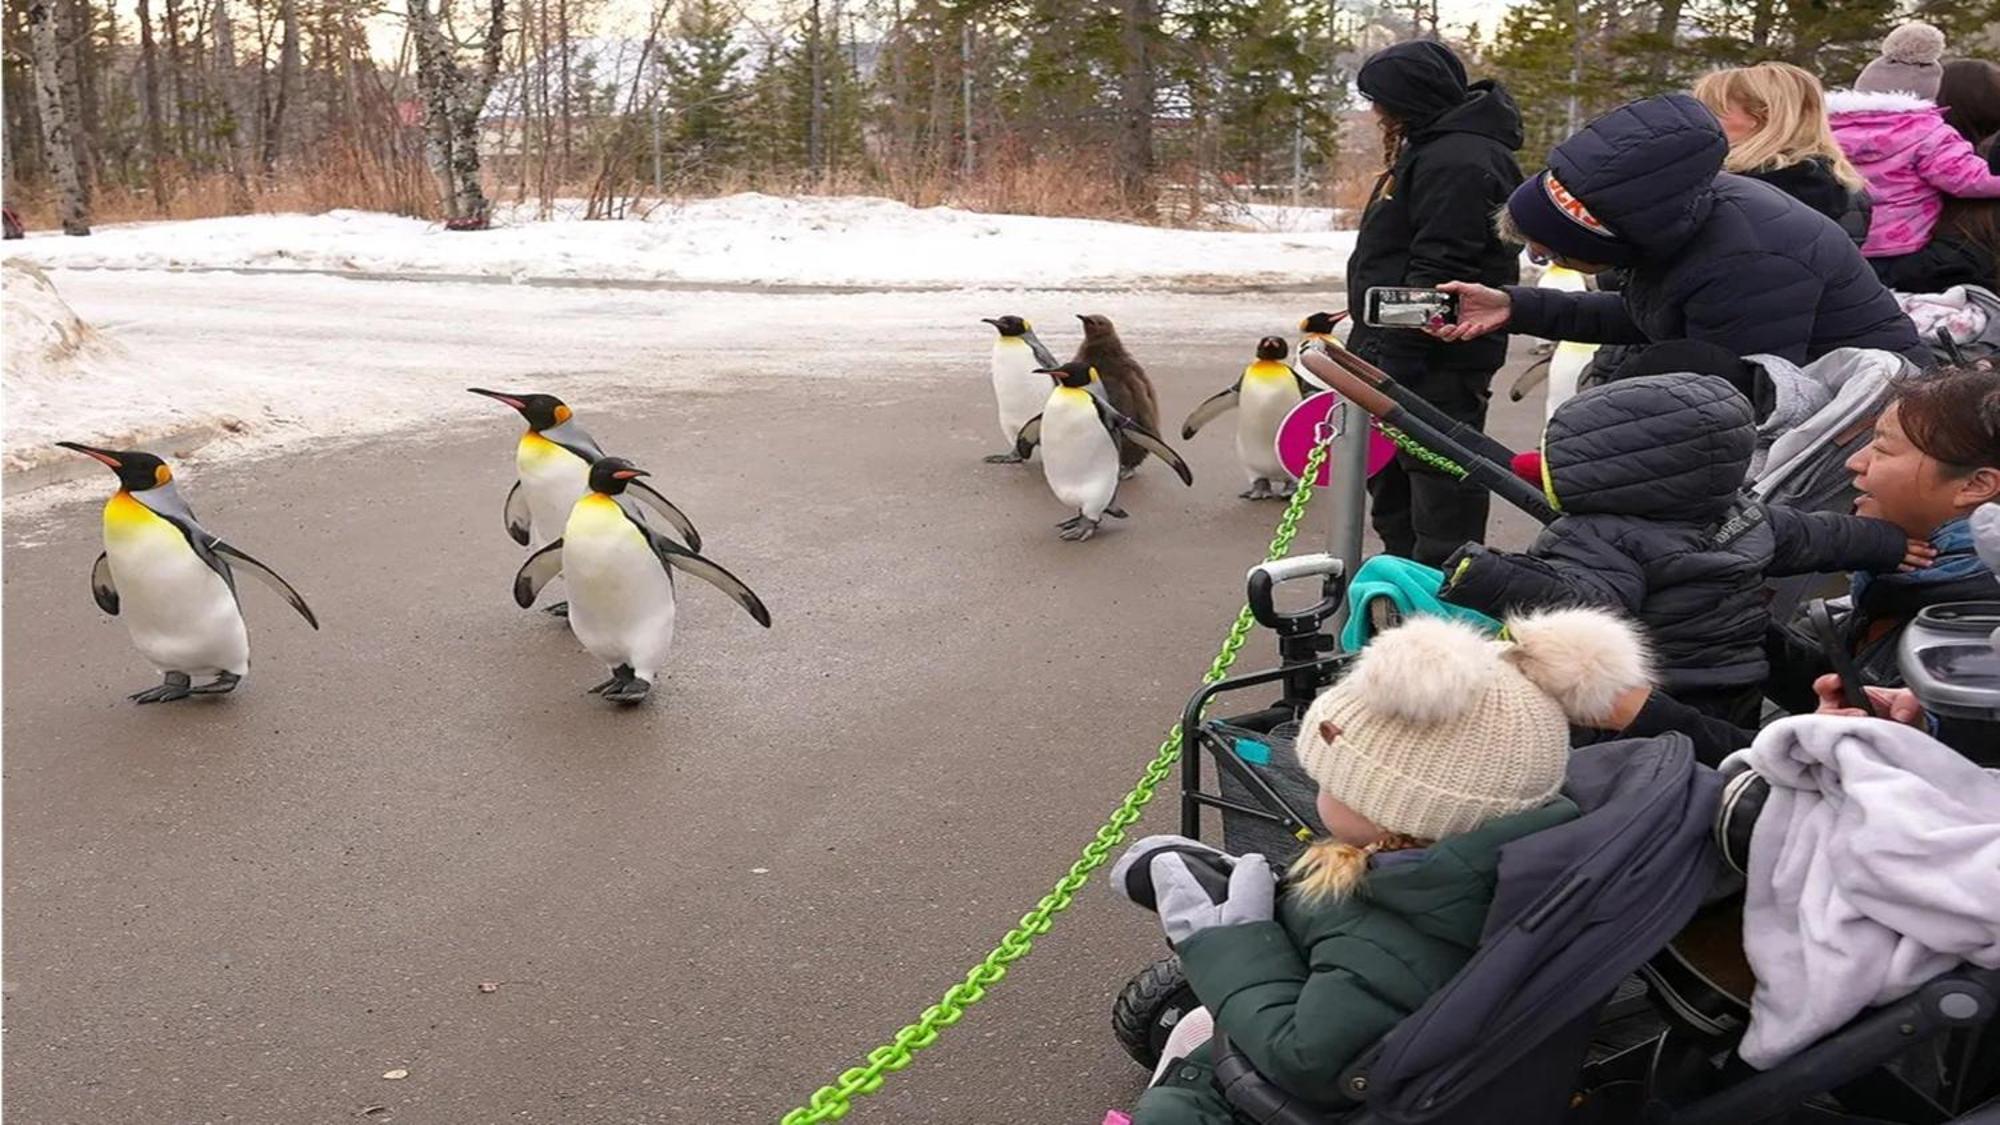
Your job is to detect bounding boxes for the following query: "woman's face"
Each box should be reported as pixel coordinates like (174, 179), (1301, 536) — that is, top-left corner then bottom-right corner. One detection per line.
(1716, 101), (1762, 145)
(1847, 403), (1991, 536)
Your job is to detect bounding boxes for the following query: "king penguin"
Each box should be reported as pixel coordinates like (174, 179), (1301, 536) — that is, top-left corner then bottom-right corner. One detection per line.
(980, 316), (1061, 464)
(1014, 361), (1192, 541)
(513, 457), (772, 704)
(1073, 314), (1163, 479)
(469, 388), (703, 613)
(1181, 336), (1321, 500)
(59, 442), (318, 703)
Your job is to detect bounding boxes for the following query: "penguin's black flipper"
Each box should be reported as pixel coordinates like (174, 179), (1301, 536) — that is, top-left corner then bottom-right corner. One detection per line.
(210, 542), (320, 629)
(1014, 414), (1044, 460)
(1293, 370), (1326, 397)
(504, 481), (533, 546)
(646, 532), (772, 628)
(90, 552), (120, 615)
(1024, 330), (1061, 370)
(1181, 385), (1240, 439)
(1127, 426), (1195, 487)
(625, 480), (704, 553)
(514, 538), (565, 609)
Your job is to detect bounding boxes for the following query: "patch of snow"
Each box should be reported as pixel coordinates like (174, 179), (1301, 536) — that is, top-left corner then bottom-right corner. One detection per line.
(4, 266), (1341, 515)
(1210, 202), (1354, 232)
(5, 195), (1357, 290)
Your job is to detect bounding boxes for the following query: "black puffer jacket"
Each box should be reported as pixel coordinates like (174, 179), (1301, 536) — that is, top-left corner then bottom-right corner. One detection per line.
(1505, 95), (1923, 367)
(1439, 375), (1909, 692)
(1746, 157), (1872, 248)
(1346, 41), (1524, 375)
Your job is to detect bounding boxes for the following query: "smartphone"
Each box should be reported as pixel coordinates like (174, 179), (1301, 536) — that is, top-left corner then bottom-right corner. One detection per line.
(1806, 598), (1870, 710)
(1363, 286), (1459, 330)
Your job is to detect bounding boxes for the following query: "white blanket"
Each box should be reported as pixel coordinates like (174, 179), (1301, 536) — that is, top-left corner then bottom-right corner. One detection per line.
(1732, 716), (2000, 1069)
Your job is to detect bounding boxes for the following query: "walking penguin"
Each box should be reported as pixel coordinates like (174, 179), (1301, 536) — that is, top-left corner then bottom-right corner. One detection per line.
(469, 388), (703, 614)
(1014, 361), (1193, 541)
(1181, 336), (1322, 500)
(59, 442), (318, 703)
(513, 457), (771, 704)
(1073, 314), (1163, 478)
(980, 316), (1061, 464)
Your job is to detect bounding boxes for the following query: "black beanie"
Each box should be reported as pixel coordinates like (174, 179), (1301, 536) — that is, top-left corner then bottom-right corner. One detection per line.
(1357, 41), (1469, 127)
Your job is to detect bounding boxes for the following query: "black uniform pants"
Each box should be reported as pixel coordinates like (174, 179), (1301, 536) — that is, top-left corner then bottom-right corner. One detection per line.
(1365, 363), (1497, 567)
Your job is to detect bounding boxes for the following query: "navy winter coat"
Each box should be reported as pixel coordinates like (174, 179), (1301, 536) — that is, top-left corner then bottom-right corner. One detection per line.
(1439, 375), (1909, 693)
(1505, 95), (1924, 368)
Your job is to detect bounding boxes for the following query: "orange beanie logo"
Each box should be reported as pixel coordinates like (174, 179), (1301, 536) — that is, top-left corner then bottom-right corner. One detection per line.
(1544, 173), (1614, 237)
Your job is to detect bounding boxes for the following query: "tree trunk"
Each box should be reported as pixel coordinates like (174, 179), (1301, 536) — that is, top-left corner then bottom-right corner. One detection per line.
(262, 0), (300, 171)
(212, 0), (254, 208)
(28, 0), (90, 234)
(1648, 0), (1683, 85)
(136, 0), (170, 207)
(163, 0), (188, 159)
(808, 0), (825, 181)
(56, 0), (93, 204)
(409, 0), (504, 224)
(556, 0), (572, 174)
(1117, 0), (1156, 215)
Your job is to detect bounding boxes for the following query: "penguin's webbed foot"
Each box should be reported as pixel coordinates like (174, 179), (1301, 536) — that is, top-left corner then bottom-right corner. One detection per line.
(543, 600), (570, 618)
(983, 451), (1024, 464)
(1056, 514), (1085, 530)
(1059, 518), (1101, 542)
(131, 672), (193, 704)
(1104, 506), (1128, 520)
(1274, 478), (1298, 498)
(602, 678), (652, 705)
(1240, 480), (1275, 501)
(189, 671), (242, 696)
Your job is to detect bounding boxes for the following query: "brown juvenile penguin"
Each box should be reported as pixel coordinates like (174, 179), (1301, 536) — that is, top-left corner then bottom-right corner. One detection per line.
(1073, 313), (1162, 476)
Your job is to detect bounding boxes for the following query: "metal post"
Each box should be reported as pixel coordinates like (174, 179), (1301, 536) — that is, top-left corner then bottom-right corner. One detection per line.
(1323, 396), (1371, 638)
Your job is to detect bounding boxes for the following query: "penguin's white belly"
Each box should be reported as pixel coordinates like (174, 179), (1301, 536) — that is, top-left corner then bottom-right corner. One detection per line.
(991, 346), (1049, 445)
(562, 496), (677, 678)
(518, 437), (592, 545)
(103, 496), (248, 675)
(1041, 396), (1118, 517)
(1237, 381), (1298, 481)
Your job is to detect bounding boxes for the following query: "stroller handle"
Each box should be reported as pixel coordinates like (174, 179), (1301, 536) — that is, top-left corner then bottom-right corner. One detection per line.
(1247, 554), (1347, 637)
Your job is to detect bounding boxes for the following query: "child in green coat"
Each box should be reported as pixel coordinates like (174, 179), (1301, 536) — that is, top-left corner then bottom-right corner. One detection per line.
(1110, 606), (1650, 1125)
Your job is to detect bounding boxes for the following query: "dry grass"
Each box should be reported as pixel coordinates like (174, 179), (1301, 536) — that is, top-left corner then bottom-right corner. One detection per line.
(8, 133), (1378, 232)
(10, 140), (438, 229)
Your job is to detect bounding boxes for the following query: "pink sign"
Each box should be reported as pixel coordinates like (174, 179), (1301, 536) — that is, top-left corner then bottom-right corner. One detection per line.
(1276, 392), (1396, 486)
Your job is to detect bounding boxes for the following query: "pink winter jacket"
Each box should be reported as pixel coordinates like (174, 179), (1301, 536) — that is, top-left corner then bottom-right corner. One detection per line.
(1828, 89), (2000, 257)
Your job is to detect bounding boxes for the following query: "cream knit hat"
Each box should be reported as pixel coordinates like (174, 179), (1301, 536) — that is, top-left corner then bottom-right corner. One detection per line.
(1297, 608), (1650, 842)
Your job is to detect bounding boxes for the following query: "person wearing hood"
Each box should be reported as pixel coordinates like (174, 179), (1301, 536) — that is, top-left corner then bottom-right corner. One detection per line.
(1431, 93), (1925, 370)
(1345, 40), (1525, 566)
(1828, 22), (2000, 293)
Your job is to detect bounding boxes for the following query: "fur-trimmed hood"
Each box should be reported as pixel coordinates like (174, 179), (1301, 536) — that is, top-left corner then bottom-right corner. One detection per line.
(1827, 89), (1948, 163)
(1825, 89), (1936, 115)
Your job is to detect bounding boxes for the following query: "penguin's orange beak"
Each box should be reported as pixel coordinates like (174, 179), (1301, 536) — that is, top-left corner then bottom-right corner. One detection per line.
(56, 441), (122, 468)
(611, 468), (649, 480)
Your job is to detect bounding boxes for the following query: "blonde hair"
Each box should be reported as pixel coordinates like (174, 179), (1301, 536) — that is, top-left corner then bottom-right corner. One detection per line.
(1693, 63), (1865, 191)
(1288, 832), (1432, 902)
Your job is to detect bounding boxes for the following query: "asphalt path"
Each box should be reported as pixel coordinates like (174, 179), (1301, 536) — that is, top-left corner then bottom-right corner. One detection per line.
(4, 287), (1546, 1124)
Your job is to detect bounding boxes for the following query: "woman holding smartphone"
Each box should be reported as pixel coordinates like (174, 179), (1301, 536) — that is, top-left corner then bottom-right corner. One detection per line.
(1345, 41), (1526, 566)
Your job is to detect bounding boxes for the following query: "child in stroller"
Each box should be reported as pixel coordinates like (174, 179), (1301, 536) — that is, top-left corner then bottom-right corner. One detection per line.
(1107, 607), (1649, 1124)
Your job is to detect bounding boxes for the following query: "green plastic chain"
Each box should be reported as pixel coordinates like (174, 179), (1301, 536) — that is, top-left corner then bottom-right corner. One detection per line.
(776, 441), (1330, 1125)
(1375, 423), (1468, 480)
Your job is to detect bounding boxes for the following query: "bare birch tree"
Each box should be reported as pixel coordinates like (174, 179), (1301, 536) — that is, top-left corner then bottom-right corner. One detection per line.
(409, 0), (507, 225)
(27, 0), (89, 232)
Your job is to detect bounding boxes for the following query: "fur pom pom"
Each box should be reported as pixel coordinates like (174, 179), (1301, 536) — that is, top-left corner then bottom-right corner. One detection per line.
(1340, 616), (1503, 725)
(1502, 608), (1651, 724)
(1880, 22), (1945, 65)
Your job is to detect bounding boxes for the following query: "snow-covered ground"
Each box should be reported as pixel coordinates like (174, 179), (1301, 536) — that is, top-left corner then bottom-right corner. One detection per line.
(3, 263), (1348, 512)
(4, 195), (1354, 290)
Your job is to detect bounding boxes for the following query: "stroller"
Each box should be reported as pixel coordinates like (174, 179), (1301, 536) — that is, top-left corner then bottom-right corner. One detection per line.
(1109, 560), (2000, 1125)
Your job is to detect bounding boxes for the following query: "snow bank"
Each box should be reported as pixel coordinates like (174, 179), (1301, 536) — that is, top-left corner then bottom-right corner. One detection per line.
(5, 194), (1355, 290)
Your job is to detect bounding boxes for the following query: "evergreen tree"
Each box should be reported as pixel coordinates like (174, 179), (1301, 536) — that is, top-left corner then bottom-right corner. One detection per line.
(660, 0), (746, 176)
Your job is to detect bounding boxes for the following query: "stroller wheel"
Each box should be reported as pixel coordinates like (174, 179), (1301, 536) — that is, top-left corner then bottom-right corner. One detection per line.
(1112, 955), (1198, 1070)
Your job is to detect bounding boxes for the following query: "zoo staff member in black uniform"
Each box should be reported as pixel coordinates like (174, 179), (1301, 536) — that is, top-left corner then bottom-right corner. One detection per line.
(1346, 40), (1525, 566)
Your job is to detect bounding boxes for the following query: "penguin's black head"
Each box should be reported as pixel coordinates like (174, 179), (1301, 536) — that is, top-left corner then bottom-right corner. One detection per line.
(58, 441), (173, 493)
(1255, 336), (1290, 362)
(982, 315), (1031, 337)
(1036, 360), (1098, 389)
(468, 388), (572, 431)
(1299, 311), (1346, 335)
(589, 456), (650, 495)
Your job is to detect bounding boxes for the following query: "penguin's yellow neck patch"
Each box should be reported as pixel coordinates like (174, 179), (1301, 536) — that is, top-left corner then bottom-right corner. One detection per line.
(103, 491), (169, 543)
(518, 430), (575, 469)
(1246, 360), (1294, 381)
(1053, 386), (1092, 403)
(997, 336), (1028, 348)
